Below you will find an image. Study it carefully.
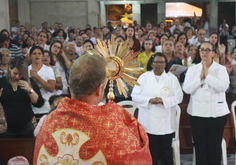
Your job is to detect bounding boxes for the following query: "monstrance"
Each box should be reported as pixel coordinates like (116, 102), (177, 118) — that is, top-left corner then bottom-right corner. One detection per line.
(87, 35), (143, 101)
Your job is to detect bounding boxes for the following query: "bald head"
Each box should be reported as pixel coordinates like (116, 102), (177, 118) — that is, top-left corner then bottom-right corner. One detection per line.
(69, 54), (106, 98)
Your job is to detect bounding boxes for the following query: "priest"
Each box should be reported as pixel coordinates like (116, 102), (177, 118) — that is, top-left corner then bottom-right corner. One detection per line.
(33, 53), (152, 165)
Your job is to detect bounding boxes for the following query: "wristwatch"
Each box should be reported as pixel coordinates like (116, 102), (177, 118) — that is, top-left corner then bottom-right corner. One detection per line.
(28, 88), (34, 94)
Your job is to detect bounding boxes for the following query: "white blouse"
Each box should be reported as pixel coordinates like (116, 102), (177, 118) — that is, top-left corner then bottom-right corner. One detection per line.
(183, 61), (230, 118)
(131, 70), (183, 135)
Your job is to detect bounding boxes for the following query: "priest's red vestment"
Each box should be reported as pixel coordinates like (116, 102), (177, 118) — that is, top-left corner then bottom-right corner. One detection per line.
(33, 97), (152, 165)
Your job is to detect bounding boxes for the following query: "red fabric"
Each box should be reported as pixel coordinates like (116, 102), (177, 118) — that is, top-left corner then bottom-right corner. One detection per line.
(33, 97), (152, 165)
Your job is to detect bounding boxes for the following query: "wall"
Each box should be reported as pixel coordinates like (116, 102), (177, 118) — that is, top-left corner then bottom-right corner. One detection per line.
(9, 0), (18, 28)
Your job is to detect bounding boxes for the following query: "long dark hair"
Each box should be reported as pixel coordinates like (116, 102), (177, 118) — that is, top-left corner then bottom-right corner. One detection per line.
(209, 32), (219, 50)
(177, 32), (189, 47)
(49, 41), (66, 70)
(125, 26), (137, 41)
(192, 45), (201, 64)
(44, 50), (55, 66)
(147, 52), (169, 72)
(141, 38), (155, 52)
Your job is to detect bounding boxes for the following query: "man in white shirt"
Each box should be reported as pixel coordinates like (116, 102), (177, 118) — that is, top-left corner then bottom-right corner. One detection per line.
(191, 29), (209, 46)
(85, 28), (96, 45)
(219, 19), (229, 53)
(11, 20), (20, 39)
(170, 19), (183, 34)
(75, 35), (83, 56)
(66, 30), (76, 45)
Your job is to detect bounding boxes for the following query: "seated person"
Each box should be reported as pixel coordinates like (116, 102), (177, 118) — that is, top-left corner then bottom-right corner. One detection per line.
(33, 54), (152, 165)
(34, 95), (64, 137)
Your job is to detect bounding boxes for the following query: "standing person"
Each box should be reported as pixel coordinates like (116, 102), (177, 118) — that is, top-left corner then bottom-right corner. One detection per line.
(182, 45), (197, 68)
(185, 27), (195, 45)
(175, 41), (186, 60)
(43, 50), (63, 95)
(0, 57), (44, 138)
(85, 28), (97, 45)
(126, 26), (140, 52)
(132, 52), (183, 165)
(28, 46), (55, 118)
(37, 31), (50, 51)
(138, 38), (155, 72)
(11, 20), (20, 39)
(0, 48), (11, 78)
(219, 19), (229, 53)
(176, 32), (189, 52)
(30, 25), (38, 44)
(170, 19), (183, 34)
(33, 54), (152, 165)
(183, 41), (229, 165)
(209, 32), (226, 65)
(192, 28), (209, 47)
(50, 41), (72, 94)
(155, 34), (168, 53)
(0, 34), (22, 58)
(75, 35), (83, 56)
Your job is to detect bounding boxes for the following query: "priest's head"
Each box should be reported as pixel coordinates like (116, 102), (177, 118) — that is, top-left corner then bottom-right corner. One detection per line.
(69, 54), (106, 105)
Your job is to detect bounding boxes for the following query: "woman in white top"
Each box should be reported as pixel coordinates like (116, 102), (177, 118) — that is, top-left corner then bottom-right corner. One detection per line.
(155, 34), (168, 53)
(28, 46), (55, 118)
(183, 41), (229, 165)
(132, 52), (183, 165)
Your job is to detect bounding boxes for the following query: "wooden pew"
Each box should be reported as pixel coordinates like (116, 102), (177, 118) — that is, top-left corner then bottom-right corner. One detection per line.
(0, 138), (35, 165)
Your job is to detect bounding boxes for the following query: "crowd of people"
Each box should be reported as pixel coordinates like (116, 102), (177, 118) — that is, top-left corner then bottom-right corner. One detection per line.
(0, 18), (235, 165)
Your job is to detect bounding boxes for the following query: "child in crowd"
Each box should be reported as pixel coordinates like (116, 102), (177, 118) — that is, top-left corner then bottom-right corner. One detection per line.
(34, 95), (64, 137)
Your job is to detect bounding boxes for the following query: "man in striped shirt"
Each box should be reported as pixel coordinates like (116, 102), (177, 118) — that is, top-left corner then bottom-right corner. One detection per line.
(0, 33), (22, 58)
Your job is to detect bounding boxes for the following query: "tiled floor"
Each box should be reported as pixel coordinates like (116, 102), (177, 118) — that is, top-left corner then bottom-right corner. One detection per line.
(181, 154), (235, 165)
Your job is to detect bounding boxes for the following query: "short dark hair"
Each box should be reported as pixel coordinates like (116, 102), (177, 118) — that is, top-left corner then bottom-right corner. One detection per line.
(141, 33), (147, 38)
(48, 95), (63, 105)
(83, 39), (94, 49)
(0, 29), (10, 36)
(115, 35), (125, 41)
(30, 46), (44, 55)
(85, 28), (92, 33)
(141, 38), (155, 52)
(147, 52), (169, 72)
(200, 41), (214, 51)
(0, 34), (9, 43)
(38, 31), (48, 39)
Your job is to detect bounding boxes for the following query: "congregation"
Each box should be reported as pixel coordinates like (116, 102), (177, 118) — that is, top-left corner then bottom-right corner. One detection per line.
(0, 18), (236, 165)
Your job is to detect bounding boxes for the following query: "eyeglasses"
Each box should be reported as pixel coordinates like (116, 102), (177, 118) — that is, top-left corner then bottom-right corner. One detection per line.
(53, 45), (61, 49)
(153, 61), (166, 64)
(67, 47), (75, 50)
(44, 55), (50, 58)
(199, 49), (214, 53)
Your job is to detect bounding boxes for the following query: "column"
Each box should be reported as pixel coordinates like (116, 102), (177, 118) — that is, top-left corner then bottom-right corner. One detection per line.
(157, 1), (165, 24)
(18, 0), (31, 30)
(132, 2), (141, 25)
(100, 1), (106, 27)
(209, 0), (218, 34)
(88, 0), (99, 28)
(0, 0), (10, 31)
